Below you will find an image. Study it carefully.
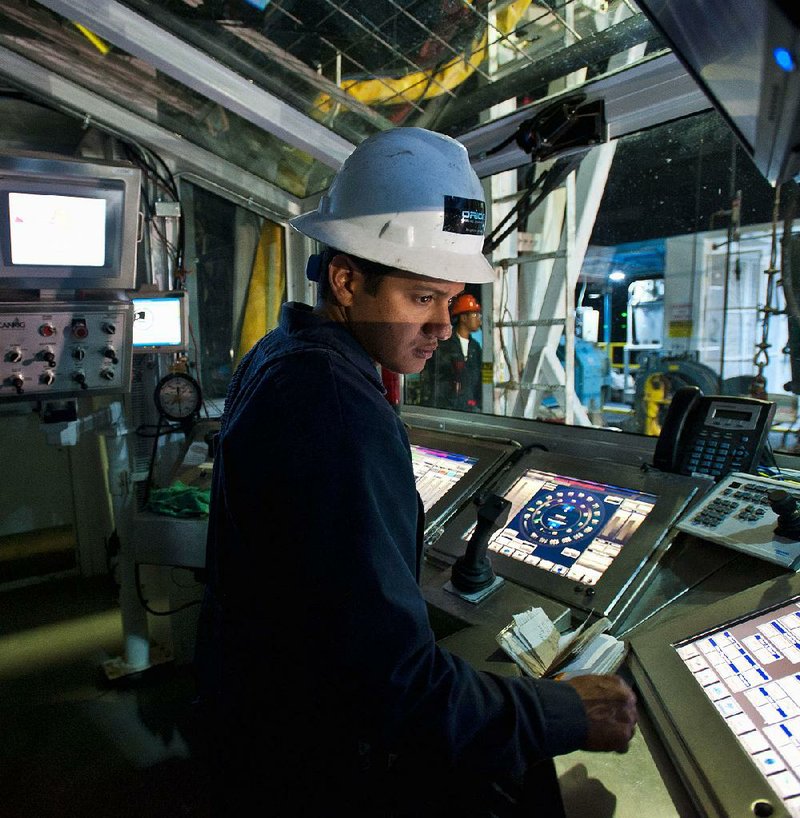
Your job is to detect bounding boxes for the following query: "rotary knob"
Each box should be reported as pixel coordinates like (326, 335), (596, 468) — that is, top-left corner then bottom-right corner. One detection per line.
(72, 348), (86, 361)
(40, 370), (55, 386)
(5, 348), (22, 364)
(10, 373), (24, 394)
(103, 346), (119, 365)
(72, 371), (88, 390)
(99, 368), (115, 381)
(40, 349), (56, 366)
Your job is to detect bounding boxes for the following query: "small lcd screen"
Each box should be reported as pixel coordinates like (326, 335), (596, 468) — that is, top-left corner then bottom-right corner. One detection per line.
(473, 468), (658, 586)
(9, 192), (106, 266)
(675, 596), (800, 813)
(713, 407), (753, 422)
(411, 445), (477, 512)
(132, 297), (183, 348)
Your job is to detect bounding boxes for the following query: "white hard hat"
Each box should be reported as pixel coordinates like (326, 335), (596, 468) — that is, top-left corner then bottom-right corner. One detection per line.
(289, 127), (495, 284)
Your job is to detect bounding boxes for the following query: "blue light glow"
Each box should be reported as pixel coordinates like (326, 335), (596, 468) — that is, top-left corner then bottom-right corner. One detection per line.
(774, 47), (796, 72)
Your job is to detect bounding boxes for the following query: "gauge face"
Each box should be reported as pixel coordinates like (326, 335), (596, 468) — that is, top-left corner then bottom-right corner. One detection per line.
(519, 489), (605, 550)
(154, 373), (202, 421)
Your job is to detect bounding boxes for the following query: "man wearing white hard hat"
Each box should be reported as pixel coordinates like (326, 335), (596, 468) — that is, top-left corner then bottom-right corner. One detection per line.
(196, 127), (637, 816)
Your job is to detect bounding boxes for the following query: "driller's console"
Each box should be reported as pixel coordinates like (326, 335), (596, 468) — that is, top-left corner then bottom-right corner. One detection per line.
(0, 300), (133, 400)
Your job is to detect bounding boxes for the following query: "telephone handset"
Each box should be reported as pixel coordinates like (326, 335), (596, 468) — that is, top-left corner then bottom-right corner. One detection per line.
(652, 386), (776, 480)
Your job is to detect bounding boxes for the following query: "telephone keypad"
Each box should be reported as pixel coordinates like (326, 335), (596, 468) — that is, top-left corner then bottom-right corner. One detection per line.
(684, 430), (750, 477)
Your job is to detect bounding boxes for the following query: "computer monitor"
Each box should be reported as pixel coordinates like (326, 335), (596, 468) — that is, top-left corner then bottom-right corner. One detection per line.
(405, 426), (518, 542)
(427, 449), (702, 618)
(637, 0), (800, 185)
(0, 150), (141, 290)
(629, 572), (800, 818)
(131, 291), (188, 354)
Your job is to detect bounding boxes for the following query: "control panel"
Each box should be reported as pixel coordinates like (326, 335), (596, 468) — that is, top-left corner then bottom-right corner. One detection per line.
(0, 300), (133, 400)
(675, 472), (800, 568)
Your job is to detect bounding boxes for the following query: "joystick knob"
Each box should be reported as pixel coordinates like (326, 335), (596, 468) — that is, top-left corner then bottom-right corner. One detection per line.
(450, 493), (511, 594)
(767, 489), (800, 540)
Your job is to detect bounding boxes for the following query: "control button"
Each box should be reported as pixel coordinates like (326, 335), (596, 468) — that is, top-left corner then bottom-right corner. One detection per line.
(71, 319), (89, 340)
(39, 323), (56, 338)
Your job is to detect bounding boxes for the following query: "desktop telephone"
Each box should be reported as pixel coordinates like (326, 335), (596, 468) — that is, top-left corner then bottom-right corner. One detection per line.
(652, 386), (776, 480)
(659, 388), (800, 567)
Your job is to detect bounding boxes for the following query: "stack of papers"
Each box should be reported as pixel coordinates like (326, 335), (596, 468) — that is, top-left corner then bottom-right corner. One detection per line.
(496, 607), (626, 680)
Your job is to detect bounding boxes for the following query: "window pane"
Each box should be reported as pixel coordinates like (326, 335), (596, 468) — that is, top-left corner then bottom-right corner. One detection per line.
(407, 109), (800, 459)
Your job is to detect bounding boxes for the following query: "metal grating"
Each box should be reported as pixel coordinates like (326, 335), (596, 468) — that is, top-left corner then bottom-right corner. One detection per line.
(119, 0), (653, 134)
(0, 0), (657, 195)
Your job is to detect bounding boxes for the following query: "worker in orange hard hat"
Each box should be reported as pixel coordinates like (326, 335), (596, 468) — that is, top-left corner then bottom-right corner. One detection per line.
(421, 291), (484, 412)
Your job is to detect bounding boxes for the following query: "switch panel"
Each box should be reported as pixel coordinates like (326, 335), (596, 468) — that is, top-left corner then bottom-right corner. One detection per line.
(675, 472), (800, 568)
(0, 300), (133, 400)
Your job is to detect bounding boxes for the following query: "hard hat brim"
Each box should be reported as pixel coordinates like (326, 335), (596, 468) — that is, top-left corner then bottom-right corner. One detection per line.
(290, 212), (495, 285)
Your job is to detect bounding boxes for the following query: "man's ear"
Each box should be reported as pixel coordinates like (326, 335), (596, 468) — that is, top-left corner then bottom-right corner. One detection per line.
(327, 254), (357, 307)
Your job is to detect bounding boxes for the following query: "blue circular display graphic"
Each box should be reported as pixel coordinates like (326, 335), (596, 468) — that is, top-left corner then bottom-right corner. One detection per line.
(519, 490), (605, 550)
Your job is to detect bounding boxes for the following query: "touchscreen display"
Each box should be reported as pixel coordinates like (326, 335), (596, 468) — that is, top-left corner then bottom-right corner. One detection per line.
(132, 296), (183, 348)
(676, 597), (800, 814)
(411, 445), (477, 512)
(9, 192), (106, 266)
(476, 468), (657, 586)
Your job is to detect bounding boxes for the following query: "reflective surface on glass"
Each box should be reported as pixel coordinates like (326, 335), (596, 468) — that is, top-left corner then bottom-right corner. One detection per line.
(410, 108), (800, 458)
(0, 0), (658, 195)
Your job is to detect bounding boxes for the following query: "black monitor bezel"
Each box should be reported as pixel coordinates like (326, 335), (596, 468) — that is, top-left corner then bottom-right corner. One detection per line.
(629, 572), (800, 818)
(426, 449), (699, 616)
(636, 0), (800, 185)
(406, 426), (519, 540)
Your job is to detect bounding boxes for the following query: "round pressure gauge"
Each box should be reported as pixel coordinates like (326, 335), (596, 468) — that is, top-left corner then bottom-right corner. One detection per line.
(154, 372), (202, 422)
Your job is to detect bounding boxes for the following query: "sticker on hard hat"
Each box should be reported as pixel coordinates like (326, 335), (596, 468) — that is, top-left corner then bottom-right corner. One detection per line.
(443, 196), (485, 236)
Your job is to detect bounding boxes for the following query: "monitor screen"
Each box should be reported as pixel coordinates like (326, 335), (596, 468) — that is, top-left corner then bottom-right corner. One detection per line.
(131, 293), (187, 353)
(630, 572), (800, 818)
(9, 192), (106, 266)
(481, 468), (657, 586)
(404, 426), (518, 541)
(636, 0), (800, 184)
(0, 151), (140, 290)
(412, 445), (478, 513)
(675, 596), (800, 812)
(426, 449), (700, 618)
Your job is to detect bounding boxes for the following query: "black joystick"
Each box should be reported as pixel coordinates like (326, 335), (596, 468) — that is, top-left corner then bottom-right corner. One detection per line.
(767, 489), (800, 540)
(450, 493), (511, 594)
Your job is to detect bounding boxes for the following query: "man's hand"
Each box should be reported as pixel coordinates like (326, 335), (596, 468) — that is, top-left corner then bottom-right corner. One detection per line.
(566, 674), (638, 753)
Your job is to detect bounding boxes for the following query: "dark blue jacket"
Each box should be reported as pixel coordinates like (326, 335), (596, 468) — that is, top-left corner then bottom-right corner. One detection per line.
(421, 332), (483, 411)
(196, 302), (586, 815)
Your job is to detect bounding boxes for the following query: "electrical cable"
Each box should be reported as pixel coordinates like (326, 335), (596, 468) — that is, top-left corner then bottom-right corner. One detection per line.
(781, 182), (800, 324)
(483, 153), (586, 254)
(134, 562), (202, 616)
(142, 414), (163, 508)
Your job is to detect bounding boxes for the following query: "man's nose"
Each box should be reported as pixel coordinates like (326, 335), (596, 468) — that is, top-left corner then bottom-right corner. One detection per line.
(425, 308), (452, 340)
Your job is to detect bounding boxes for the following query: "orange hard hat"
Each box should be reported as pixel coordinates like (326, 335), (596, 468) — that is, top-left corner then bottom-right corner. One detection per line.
(451, 293), (481, 316)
